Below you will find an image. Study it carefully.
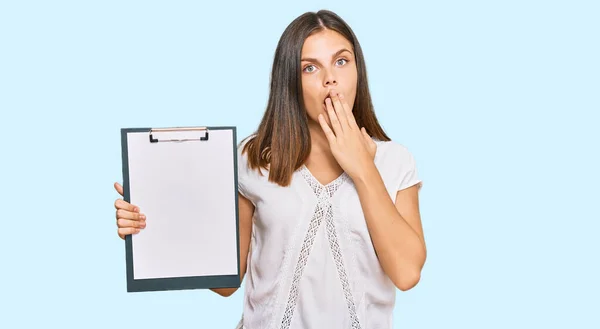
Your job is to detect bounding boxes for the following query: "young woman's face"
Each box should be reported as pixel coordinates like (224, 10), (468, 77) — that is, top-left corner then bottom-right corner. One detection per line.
(300, 29), (358, 126)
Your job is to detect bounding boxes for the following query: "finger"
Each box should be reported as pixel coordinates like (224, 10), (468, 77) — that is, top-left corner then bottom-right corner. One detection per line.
(118, 227), (141, 238)
(361, 127), (370, 141)
(318, 113), (337, 143)
(325, 97), (343, 135)
(117, 218), (146, 229)
(114, 182), (124, 196)
(331, 91), (350, 129)
(362, 127), (377, 153)
(114, 198), (139, 212)
(116, 208), (145, 221)
(339, 93), (358, 127)
(359, 127), (370, 148)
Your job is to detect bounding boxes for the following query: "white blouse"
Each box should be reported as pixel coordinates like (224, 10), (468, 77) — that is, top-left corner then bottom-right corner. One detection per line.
(235, 135), (422, 329)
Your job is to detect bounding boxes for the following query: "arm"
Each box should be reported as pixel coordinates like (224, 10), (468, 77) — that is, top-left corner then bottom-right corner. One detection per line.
(211, 192), (254, 297)
(316, 89), (426, 291)
(353, 167), (426, 291)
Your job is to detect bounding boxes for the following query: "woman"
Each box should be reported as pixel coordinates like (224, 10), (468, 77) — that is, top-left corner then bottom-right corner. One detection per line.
(114, 9), (426, 329)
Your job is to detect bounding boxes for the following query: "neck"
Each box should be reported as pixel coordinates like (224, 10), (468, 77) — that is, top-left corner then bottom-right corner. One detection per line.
(305, 119), (344, 172)
(307, 120), (330, 151)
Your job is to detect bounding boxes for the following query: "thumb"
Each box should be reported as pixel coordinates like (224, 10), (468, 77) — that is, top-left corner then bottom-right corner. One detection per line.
(114, 182), (124, 196)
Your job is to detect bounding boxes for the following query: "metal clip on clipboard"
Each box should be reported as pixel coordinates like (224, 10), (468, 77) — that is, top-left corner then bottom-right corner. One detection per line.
(149, 126), (210, 143)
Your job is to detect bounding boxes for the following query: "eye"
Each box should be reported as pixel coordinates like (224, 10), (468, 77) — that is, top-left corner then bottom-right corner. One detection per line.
(336, 58), (348, 66)
(303, 65), (316, 73)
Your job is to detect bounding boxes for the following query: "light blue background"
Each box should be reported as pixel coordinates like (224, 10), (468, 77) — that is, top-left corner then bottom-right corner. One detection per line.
(1, 0), (598, 328)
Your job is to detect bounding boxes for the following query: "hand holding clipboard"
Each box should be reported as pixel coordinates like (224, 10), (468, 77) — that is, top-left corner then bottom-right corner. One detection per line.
(114, 182), (146, 239)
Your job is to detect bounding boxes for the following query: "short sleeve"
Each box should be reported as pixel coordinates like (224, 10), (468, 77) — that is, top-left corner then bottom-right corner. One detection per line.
(396, 144), (423, 191)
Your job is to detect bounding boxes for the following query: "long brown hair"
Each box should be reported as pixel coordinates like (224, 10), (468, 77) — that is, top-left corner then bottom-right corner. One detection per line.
(242, 9), (390, 187)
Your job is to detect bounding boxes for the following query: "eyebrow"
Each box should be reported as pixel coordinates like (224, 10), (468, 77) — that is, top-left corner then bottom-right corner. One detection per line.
(301, 48), (353, 64)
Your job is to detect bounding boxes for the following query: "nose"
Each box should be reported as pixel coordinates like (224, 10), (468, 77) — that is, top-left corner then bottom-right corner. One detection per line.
(323, 69), (338, 87)
(325, 78), (337, 86)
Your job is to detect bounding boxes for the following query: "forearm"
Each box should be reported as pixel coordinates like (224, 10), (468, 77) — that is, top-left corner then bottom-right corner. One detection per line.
(210, 268), (245, 297)
(211, 287), (237, 297)
(210, 265), (246, 297)
(353, 164), (426, 290)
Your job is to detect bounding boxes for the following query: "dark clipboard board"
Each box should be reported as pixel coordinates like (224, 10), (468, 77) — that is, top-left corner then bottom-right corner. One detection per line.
(120, 126), (241, 293)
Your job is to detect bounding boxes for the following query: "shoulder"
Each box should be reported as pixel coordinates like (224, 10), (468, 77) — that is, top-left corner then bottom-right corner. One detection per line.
(372, 138), (416, 165)
(237, 133), (255, 153)
(236, 133), (260, 174)
(236, 134), (260, 202)
(372, 137), (423, 191)
(236, 134), (257, 165)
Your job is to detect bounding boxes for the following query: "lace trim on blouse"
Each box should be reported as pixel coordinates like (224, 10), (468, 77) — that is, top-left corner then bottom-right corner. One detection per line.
(278, 165), (362, 329)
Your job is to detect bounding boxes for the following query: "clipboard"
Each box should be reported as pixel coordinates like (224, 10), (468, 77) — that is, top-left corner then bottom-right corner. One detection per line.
(120, 126), (240, 293)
